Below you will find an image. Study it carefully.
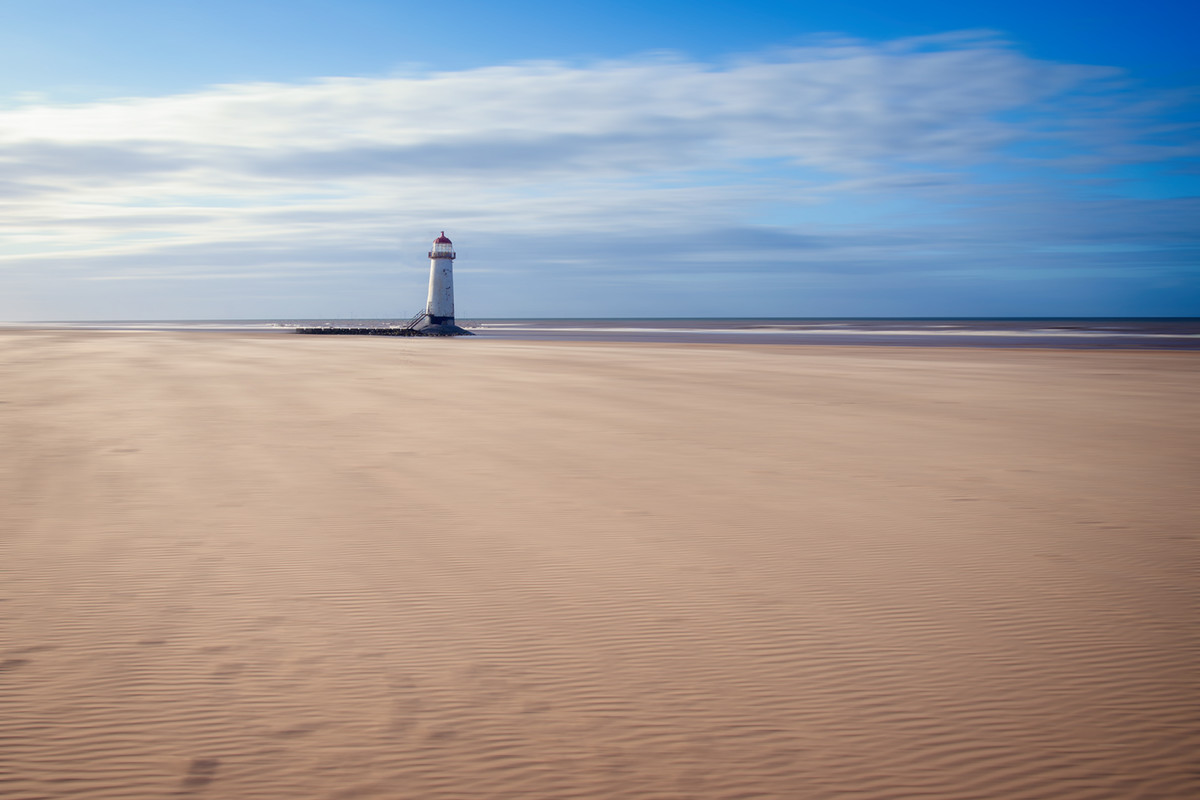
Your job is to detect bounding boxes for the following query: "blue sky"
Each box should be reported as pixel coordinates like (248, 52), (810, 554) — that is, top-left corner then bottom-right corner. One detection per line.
(1, 0), (1197, 319)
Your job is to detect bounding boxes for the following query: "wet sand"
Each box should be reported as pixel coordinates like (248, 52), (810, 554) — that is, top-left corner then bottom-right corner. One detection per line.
(1, 331), (1197, 799)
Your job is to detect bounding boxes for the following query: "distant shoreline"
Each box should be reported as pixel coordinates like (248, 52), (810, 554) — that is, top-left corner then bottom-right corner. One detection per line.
(4, 317), (1198, 349)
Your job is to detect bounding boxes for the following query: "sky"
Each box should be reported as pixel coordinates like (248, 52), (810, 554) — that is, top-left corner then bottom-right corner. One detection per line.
(1, 0), (1197, 320)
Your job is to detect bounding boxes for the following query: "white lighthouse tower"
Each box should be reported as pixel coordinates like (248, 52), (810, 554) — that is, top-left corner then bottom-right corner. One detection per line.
(426, 232), (455, 324)
(414, 231), (470, 335)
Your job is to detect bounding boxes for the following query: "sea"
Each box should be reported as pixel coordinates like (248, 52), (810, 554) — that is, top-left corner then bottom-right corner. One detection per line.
(7, 318), (1200, 349)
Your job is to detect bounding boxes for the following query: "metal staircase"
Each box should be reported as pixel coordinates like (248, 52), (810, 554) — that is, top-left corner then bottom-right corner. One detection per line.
(400, 307), (428, 332)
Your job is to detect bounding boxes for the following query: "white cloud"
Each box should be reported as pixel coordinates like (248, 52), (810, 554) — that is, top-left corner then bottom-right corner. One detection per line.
(0, 32), (1123, 167)
(0, 32), (1195, 318)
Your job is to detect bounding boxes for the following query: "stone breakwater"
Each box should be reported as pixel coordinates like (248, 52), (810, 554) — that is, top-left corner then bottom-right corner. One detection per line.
(293, 325), (472, 336)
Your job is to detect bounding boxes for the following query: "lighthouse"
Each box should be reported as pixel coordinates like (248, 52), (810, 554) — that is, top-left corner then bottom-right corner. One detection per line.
(426, 231), (455, 324)
(414, 231), (471, 335)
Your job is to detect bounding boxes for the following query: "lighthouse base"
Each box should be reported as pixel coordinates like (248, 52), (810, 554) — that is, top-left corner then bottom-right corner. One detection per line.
(411, 312), (473, 336)
(414, 321), (474, 336)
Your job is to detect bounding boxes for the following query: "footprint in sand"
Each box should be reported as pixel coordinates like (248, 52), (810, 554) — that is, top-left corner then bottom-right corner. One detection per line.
(181, 758), (220, 789)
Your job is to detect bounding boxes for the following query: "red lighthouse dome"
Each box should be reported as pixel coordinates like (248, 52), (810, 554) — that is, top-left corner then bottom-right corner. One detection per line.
(429, 231), (455, 259)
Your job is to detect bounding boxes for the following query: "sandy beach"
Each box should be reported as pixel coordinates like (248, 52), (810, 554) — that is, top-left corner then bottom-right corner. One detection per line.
(1, 331), (1197, 799)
